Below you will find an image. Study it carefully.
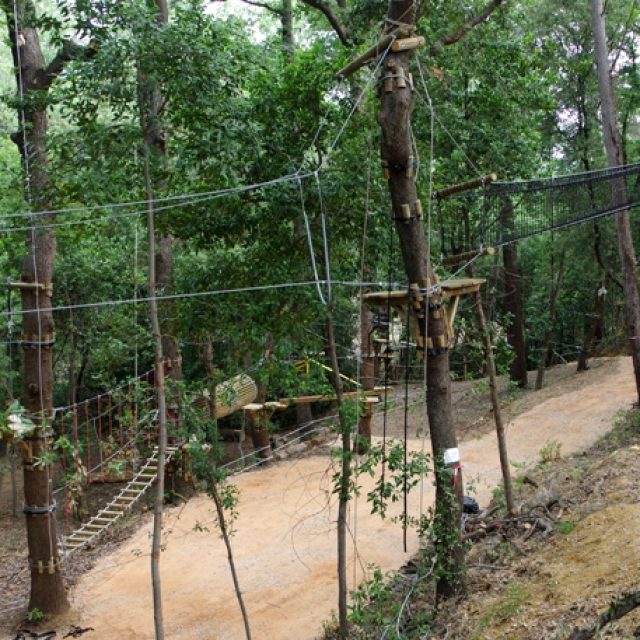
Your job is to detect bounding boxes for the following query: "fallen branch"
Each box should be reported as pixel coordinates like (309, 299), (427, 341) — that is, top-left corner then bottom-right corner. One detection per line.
(568, 589), (640, 640)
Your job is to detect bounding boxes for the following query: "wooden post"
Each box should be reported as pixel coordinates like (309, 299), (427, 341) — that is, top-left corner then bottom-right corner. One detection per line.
(244, 406), (273, 460)
(467, 266), (515, 515)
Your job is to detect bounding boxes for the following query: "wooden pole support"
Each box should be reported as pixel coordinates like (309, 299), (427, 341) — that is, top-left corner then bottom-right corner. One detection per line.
(441, 246), (496, 267)
(336, 26), (414, 80)
(391, 36), (425, 52)
(7, 280), (53, 297)
(434, 173), (498, 199)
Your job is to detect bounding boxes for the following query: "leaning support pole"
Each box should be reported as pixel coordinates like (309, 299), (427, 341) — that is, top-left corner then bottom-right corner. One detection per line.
(468, 266), (515, 515)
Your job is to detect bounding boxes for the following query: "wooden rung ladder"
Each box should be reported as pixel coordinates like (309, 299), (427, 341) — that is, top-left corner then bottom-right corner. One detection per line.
(60, 443), (182, 558)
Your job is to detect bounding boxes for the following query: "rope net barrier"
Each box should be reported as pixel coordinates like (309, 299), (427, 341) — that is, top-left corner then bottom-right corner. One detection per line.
(437, 162), (640, 256)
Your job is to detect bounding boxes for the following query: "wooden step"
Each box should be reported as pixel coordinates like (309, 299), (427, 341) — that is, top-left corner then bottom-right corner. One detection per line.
(93, 517), (116, 523)
(100, 510), (123, 517)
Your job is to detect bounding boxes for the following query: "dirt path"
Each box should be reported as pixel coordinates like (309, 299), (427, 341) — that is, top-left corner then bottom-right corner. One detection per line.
(24, 358), (638, 639)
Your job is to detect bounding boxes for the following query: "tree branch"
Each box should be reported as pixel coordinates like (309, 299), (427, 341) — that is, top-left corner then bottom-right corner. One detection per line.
(33, 39), (97, 91)
(300, 0), (349, 45)
(568, 589), (640, 640)
(426, 0), (507, 57)
(239, 0), (282, 15)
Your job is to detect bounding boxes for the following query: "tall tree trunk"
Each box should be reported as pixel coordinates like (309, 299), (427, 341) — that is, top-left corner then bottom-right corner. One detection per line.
(325, 310), (350, 638)
(355, 301), (374, 453)
(139, 2), (170, 637)
(4, 0), (68, 614)
(155, 235), (183, 381)
(535, 245), (566, 390)
(281, 0), (294, 62)
(590, 0), (640, 404)
(379, 2), (464, 600)
(500, 201), (528, 388)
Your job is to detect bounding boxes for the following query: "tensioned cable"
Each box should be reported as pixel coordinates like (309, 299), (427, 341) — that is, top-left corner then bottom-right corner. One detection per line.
(2, 171), (316, 222)
(415, 57), (483, 180)
(1, 35), (393, 225)
(314, 171), (333, 304)
(0, 172), (317, 235)
(0, 279), (394, 318)
(298, 179), (327, 306)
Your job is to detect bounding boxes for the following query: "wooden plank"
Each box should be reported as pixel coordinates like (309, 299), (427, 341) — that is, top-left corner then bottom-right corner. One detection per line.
(362, 279), (486, 308)
(279, 389), (382, 405)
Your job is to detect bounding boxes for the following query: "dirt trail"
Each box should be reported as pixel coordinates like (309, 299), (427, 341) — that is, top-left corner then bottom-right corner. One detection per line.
(48, 357), (636, 640)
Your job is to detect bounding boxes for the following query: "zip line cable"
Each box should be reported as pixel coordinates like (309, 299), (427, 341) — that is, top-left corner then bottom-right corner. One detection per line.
(1, 37), (393, 226)
(0, 279), (397, 319)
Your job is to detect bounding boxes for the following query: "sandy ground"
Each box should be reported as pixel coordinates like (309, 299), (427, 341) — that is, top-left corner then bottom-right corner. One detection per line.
(3, 357), (636, 640)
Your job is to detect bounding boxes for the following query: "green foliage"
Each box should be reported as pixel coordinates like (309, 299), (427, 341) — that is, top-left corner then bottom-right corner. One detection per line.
(357, 441), (430, 519)
(557, 519), (577, 535)
(473, 581), (527, 636)
(26, 608), (44, 622)
(538, 440), (562, 464)
(599, 409), (640, 451)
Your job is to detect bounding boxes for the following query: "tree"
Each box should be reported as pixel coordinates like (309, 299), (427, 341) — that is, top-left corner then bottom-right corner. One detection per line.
(590, 0), (640, 403)
(375, 0), (506, 600)
(2, 0), (92, 614)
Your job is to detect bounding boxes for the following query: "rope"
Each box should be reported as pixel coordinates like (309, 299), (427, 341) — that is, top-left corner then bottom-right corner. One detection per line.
(298, 178), (327, 306)
(415, 57), (484, 180)
(314, 171), (333, 304)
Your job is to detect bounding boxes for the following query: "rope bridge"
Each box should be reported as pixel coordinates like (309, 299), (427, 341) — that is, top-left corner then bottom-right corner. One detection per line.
(436, 163), (640, 257)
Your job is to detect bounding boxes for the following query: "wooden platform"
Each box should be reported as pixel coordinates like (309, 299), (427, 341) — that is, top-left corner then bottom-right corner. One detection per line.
(362, 278), (485, 309)
(278, 387), (389, 406)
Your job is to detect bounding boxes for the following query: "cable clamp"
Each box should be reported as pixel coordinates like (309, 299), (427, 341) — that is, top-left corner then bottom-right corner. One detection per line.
(23, 500), (57, 515)
(21, 333), (56, 349)
(28, 555), (63, 574)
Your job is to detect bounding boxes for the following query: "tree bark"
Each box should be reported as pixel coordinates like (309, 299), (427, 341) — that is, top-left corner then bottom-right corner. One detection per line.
(356, 301), (374, 453)
(155, 236), (183, 381)
(590, 0), (640, 404)
(139, 2), (171, 637)
(379, 1), (464, 600)
(325, 310), (350, 638)
(281, 0), (294, 61)
(210, 482), (252, 640)
(500, 201), (528, 388)
(468, 265), (514, 514)
(3, 0), (68, 614)
(535, 245), (566, 390)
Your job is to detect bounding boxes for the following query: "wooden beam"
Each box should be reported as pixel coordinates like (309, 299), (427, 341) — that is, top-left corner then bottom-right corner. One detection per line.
(434, 173), (497, 199)
(441, 246), (495, 267)
(279, 389), (387, 405)
(336, 27), (413, 80)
